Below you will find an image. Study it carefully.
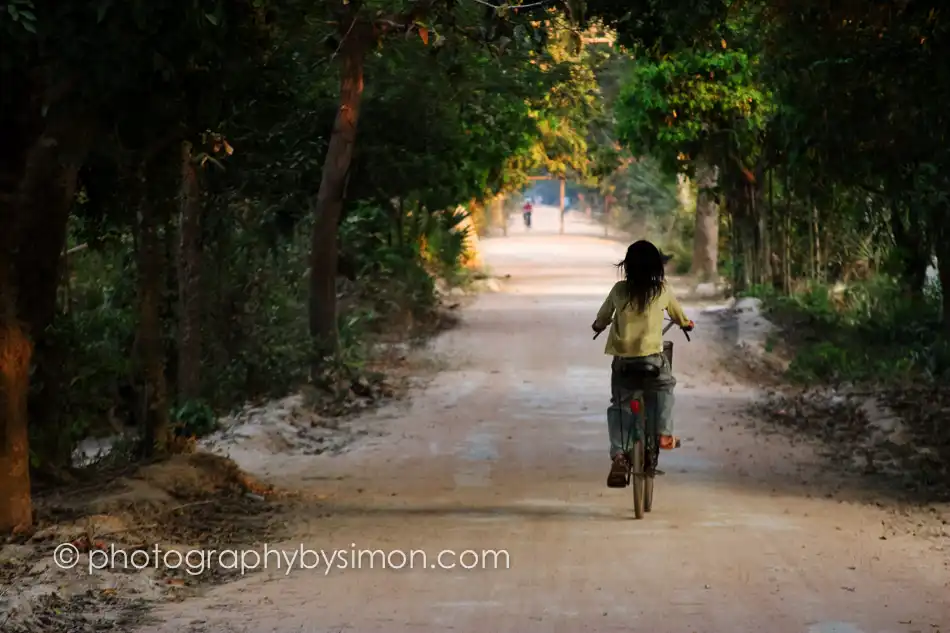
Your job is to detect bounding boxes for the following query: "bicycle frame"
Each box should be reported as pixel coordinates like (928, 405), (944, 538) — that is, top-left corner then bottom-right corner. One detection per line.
(599, 318), (689, 518)
(621, 392), (651, 449)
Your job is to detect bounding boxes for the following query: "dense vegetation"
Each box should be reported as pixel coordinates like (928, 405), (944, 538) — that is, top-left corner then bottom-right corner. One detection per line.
(4, 0), (949, 532)
(610, 1), (950, 489)
(610, 2), (950, 383)
(0, 0), (730, 531)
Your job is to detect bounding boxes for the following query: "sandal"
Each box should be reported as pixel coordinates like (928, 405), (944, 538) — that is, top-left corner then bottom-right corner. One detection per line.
(607, 454), (628, 488)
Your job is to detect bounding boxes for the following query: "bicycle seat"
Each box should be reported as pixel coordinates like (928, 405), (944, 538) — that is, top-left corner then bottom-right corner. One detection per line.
(617, 361), (660, 378)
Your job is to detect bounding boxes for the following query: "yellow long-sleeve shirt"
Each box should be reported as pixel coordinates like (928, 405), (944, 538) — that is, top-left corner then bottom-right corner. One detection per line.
(594, 281), (690, 358)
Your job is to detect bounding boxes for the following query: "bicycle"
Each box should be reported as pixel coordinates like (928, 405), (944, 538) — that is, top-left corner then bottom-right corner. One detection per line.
(594, 318), (692, 519)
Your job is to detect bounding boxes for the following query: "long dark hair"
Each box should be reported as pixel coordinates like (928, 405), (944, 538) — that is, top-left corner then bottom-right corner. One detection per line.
(615, 240), (665, 312)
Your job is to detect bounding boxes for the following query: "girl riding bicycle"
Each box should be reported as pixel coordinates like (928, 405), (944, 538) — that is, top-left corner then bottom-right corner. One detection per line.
(591, 240), (693, 488)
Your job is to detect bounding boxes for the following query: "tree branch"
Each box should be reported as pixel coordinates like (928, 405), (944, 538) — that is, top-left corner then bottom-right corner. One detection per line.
(373, 0), (441, 35)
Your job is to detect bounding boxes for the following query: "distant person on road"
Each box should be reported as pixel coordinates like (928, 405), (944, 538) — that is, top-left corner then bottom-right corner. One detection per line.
(591, 240), (694, 488)
(522, 200), (533, 229)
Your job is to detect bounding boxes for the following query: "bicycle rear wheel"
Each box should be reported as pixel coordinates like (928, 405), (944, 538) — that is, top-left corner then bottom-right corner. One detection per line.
(631, 440), (645, 519)
(644, 472), (654, 512)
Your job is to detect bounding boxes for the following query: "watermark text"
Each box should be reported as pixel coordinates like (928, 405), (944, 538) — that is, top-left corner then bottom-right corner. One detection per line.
(52, 542), (509, 576)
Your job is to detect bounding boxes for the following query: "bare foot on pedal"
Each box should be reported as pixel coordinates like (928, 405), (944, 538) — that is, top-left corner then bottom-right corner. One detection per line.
(659, 435), (680, 450)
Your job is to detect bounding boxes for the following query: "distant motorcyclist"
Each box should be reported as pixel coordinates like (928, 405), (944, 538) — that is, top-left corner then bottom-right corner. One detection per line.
(522, 201), (533, 229)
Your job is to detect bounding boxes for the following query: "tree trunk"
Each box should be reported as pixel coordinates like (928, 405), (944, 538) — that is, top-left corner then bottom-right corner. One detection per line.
(813, 204), (822, 282)
(15, 121), (92, 472)
(741, 196), (754, 290)
(177, 142), (203, 402)
(730, 181), (753, 292)
(747, 183), (761, 285)
(783, 172), (793, 293)
(808, 197), (816, 280)
(0, 313), (32, 533)
(768, 169), (783, 291)
(691, 163), (719, 282)
(308, 27), (369, 368)
(755, 170), (771, 286)
(0, 196), (32, 533)
(729, 206), (742, 293)
(136, 174), (171, 457)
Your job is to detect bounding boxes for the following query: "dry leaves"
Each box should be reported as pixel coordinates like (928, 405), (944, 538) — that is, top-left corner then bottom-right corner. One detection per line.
(1, 454), (295, 632)
(751, 385), (950, 501)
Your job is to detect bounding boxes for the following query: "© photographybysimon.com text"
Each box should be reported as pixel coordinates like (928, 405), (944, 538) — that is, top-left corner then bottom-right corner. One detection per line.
(52, 542), (510, 576)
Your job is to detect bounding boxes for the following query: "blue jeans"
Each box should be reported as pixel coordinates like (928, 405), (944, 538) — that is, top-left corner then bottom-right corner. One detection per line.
(607, 352), (676, 458)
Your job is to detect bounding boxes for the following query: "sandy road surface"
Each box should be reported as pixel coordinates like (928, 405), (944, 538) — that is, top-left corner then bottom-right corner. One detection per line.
(141, 208), (949, 633)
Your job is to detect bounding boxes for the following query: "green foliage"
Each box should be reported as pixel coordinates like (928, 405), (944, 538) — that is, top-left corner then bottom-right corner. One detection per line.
(2, 0), (37, 34)
(25, 242), (136, 459)
(422, 207), (472, 280)
(4, 0), (616, 467)
(172, 400), (217, 438)
(750, 276), (950, 384)
(759, 2), (950, 193)
(200, 223), (312, 409)
(603, 0), (950, 402)
(615, 46), (772, 179)
(31, 302), (135, 449)
(24, 0), (948, 490)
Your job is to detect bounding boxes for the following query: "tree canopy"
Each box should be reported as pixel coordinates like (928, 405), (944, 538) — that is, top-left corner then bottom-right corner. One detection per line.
(4, 0), (949, 537)
(1, 0), (728, 531)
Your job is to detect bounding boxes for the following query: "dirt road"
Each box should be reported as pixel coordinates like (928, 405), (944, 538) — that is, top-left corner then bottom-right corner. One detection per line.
(142, 209), (949, 633)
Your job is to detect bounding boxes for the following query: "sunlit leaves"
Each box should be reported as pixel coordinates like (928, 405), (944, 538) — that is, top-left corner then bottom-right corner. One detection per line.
(615, 47), (772, 178)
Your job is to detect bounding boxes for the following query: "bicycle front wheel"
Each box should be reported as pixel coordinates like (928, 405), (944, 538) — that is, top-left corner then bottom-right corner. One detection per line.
(631, 439), (645, 519)
(644, 435), (657, 512)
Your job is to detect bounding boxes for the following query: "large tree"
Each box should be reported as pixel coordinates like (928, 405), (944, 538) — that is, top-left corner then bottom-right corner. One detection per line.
(0, 0), (273, 531)
(614, 36), (772, 284)
(0, 0), (746, 533)
(306, 0), (737, 363)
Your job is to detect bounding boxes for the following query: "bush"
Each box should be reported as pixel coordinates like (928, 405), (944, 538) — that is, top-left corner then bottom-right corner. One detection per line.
(201, 220), (312, 409)
(173, 400), (218, 437)
(749, 275), (950, 383)
(29, 243), (138, 465)
(41, 195), (472, 469)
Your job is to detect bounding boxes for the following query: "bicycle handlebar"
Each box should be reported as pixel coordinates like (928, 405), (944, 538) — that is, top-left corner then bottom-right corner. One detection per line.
(662, 320), (692, 341)
(593, 319), (692, 341)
